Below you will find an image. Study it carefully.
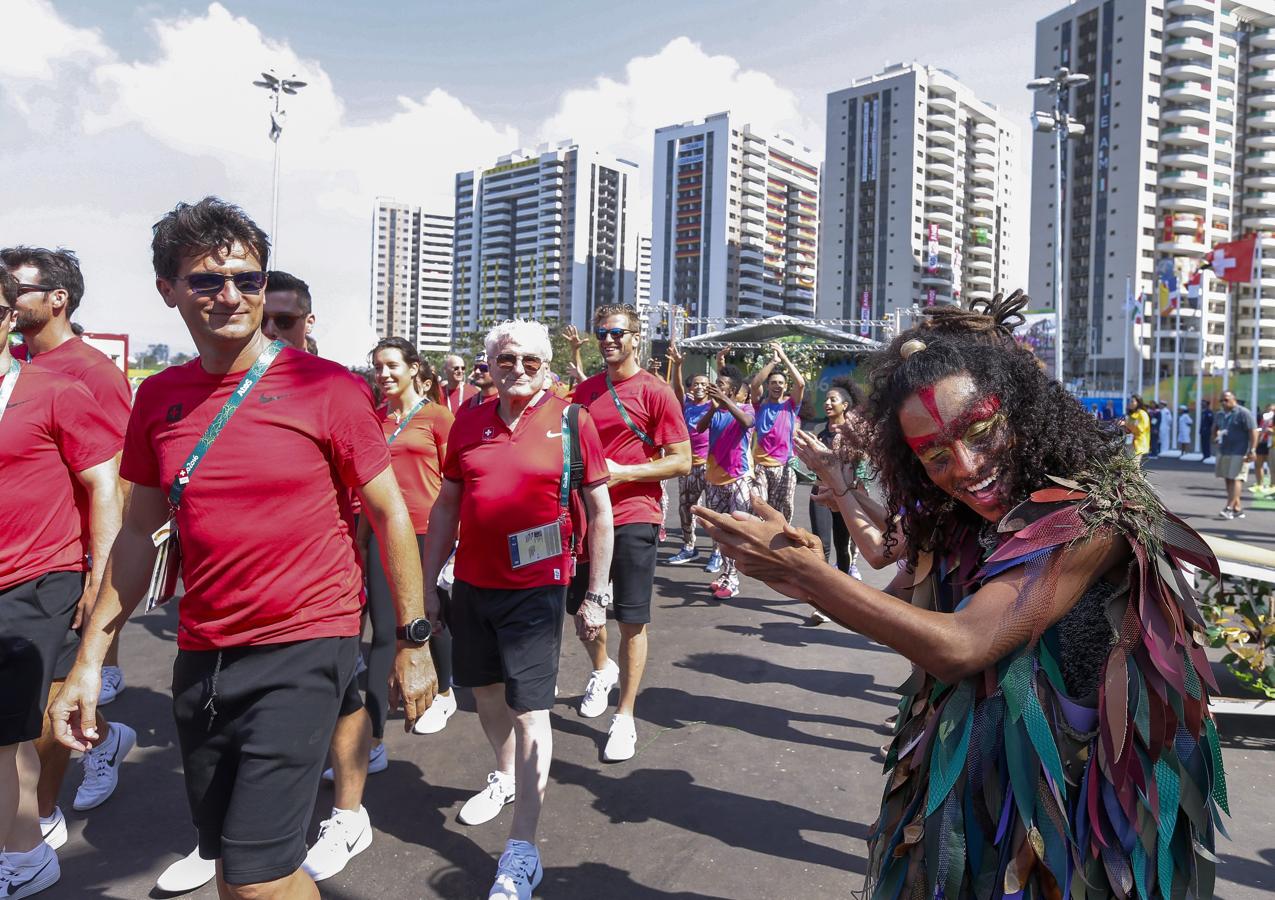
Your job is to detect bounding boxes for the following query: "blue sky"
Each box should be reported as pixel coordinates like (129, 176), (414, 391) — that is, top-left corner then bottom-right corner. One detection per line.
(6, 0), (1061, 362)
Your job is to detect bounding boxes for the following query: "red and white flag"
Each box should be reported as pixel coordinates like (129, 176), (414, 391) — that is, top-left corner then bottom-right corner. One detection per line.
(1210, 234), (1256, 284)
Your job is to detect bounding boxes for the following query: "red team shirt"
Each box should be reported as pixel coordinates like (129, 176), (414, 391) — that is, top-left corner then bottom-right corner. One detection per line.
(572, 370), (689, 527)
(443, 383), (478, 416)
(120, 348), (391, 650)
(443, 391), (608, 590)
(0, 364), (119, 591)
(381, 402), (453, 534)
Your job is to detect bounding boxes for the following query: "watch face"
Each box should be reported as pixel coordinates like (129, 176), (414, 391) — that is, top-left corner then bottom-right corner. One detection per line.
(408, 619), (431, 642)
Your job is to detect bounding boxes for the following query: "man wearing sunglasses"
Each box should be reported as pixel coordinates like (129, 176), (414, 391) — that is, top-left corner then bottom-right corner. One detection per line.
(442, 354), (477, 414)
(261, 270), (315, 352)
(465, 354), (497, 409)
(50, 197), (438, 900)
(0, 246), (134, 845)
(567, 304), (691, 763)
(0, 265), (123, 899)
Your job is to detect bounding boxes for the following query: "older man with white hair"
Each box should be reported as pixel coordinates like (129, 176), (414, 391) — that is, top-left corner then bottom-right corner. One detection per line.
(424, 319), (613, 900)
(442, 352), (478, 415)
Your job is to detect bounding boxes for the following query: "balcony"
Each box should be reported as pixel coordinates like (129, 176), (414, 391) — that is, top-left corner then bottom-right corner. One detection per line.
(1165, 36), (1214, 59)
(1160, 149), (1210, 168)
(1247, 89), (1275, 110)
(928, 95), (957, 114)
(968, 272), (994, 289)
(1163, 80), (1212, 104)
(1164, 15), (1215, 39)
(972, 122), (998, 141)
(928, 111), (958, 131)
(1166, 0), (1214, 13)
(925, 158), (956, 178)
(968, 195), (996, 215)
(1254, 27), (1275, 50)
(1247, 111), (1275, 129)
(967, 243), (994, 259)
(928, 142), (956, 161)
(921, 273), (950, 287)
(968, 212), (995, 229)
(1244, 190), (1275, 210)
(1160, 168), (1209, 189)
(1162, 125), (1210, 146)
(1158, 193), (1208, 212)
(1248, 173), (1275, 191)
(926, 208), (955, 226)
(967, 257), (994, 274)
(928, 125), (956, 146)
(1163, 60), (1214, 81)
(1251, 51), (1275, 70)
(1243, 212), (1275, 229)
(1251, 133), (1275, 151)
(1162, 105), (1211, 126)
(925, 177), (957, 196)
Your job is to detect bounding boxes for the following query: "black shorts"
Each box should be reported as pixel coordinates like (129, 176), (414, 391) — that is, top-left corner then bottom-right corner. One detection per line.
(172, 636), (358, 885)
(0, 572), (82, 746)
(567, 522), (658, 625)
(449, 580), (564, 712)
(1258, 440), (1270, 456)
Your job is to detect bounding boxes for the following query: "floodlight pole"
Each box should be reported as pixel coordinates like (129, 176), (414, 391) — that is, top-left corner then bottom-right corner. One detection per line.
(252, 70), (307, 267)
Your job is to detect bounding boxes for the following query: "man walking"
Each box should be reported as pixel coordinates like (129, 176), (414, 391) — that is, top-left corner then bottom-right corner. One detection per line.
(568, 304), (690, 762)
(1213, 390), (1258, 520)
(0, 265), (122, 898)
(50, 197), (436, 900)
(424, 319), (614, 899)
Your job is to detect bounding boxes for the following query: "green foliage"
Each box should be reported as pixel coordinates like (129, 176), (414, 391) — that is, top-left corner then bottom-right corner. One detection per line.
(1198, 570), (1275, 699)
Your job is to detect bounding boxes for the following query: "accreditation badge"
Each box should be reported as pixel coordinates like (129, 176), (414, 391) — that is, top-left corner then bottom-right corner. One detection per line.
(508, 520), (564, 569)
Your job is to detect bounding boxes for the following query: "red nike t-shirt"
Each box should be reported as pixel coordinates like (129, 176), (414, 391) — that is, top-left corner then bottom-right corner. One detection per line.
(120, 348), (391, 650)
(381, 402), (453, 534)
(573, 369), (689, 527)
(443, 391), (608, 590)
(0, 363), (119, 591)
(443, 383), (477, 416)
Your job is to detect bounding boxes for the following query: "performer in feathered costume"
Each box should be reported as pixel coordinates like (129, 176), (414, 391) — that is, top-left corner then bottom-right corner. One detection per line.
(694, 292), (1227, 899)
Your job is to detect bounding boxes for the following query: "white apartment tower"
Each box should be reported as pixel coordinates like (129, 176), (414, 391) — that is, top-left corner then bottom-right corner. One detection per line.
(452, 141), (638, 337)
(1030, 0), (1275, 388)
(818, 64), (1023, 326)
(370, 199), (454, 353)
(650, 113), (819, 330)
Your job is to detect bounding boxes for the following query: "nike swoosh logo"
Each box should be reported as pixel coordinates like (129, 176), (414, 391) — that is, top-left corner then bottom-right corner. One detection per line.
(345, 827), (366, 853)
(6, 857), (52, 893)
(546, 430), (562, 438)
(106, 740), (120, 768)
(259, 394), (284, 404)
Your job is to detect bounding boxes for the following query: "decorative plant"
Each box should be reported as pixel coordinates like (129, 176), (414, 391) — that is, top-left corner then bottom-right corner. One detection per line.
(1197, 569), (1275, 700)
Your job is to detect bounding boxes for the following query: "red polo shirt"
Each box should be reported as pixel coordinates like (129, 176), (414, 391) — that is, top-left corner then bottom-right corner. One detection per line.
(443, 391), (607, 589)
(121, 348), (391, 650)
(381, 402), (453, 534)
(573, 369), (689, 527)
(0, 363), (119, 591)
(443, 383), (478, 416)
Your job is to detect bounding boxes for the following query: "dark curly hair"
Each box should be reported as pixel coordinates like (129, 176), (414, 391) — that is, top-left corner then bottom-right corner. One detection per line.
(867, 291), (1123, 563)
(151, 197), (270, 280)
(0, 247), (85, 316)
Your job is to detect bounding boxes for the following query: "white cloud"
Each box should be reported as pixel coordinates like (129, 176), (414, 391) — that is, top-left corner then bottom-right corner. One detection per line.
(1, 0), (110, 82)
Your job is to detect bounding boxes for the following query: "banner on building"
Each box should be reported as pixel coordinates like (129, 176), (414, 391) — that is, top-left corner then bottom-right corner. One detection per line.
(927, 223), (939, 273)
(926, 288), (936, 307)
(859, 290), (871, 337)
(1013, 311), (1057, 375)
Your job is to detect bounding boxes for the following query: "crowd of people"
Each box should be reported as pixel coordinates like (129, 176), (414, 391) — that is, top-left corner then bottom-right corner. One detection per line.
(0, 195), (1231, 900)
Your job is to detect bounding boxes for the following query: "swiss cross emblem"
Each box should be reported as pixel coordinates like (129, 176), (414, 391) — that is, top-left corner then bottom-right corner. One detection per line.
(482, 426), (495, 441)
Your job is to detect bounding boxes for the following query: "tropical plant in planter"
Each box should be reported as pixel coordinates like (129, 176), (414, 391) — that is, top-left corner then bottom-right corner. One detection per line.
(1197, 569), (1275, 699)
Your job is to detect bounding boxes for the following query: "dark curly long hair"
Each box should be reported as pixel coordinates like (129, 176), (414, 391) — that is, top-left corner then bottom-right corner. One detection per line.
(867, 291), (1123, 563)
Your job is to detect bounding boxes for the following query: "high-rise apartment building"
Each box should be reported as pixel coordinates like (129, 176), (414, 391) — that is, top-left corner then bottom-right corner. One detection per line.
(1030, 0), (1275, 387)
(650, 113), (819, 331)
(817, 64), (1023, 327)
(452, 141), (638, 336)
(370, 199), (454, 353)
(634, 235), (652, 315)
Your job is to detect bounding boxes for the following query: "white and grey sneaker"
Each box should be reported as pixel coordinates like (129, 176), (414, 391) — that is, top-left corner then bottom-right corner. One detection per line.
(154, 847), (216, 894)
(39, 807), (66, 851)
(488, 840), (542, 900)
(458, 771), (516, 826)
(602, 713), (637, 763)
(302, 806), (373, 882)
(73, 721), (135, 811)
(578, 659), (619, 718)
(97, 666), (124, 705)
(0, 843), (60, 899)
(412, 689), (457, 735)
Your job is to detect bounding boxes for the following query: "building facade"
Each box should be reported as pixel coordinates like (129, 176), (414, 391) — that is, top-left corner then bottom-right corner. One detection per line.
(370, 199), (454, 353)
(650, 113), (819, 332)
(817, 64), (1023, 328)
(1030, 0), (1275, 389)
(451, 141), (638, 337)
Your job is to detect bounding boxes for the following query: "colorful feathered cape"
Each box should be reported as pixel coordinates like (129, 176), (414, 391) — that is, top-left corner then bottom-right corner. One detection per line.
(866, 458), (1228, 900)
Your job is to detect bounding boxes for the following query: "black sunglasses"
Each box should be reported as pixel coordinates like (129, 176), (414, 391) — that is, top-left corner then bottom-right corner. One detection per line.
(263, 313), (300, 330)
(179, 271), (268, 296)
(15, 283), (55, 295)
(495, 353), (544, 374)
(595, 327), (637, 341)
(473, 362), (489, 373)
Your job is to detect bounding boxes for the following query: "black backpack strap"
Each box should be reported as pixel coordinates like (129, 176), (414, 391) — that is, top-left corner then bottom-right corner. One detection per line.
(567, 403), (585, 491)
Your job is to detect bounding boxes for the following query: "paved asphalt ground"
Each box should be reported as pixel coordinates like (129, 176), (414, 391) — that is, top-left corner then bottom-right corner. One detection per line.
(38, 464), (1274, 899)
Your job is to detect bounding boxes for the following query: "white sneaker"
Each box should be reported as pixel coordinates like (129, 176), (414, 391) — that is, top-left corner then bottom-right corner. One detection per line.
(603, 713), (637, 763)
(578, 659), (619, 718)
(322, 741), (387, 782)
(302, 806), (373, 882)
(73, 721), (135, 811)
(154, 847), (215, 893)
(412, 689), (457, 735)
(0, 843), (60, 898)
(489, 840), (542, 900)
(458, 771), (516, 826)
(97, 666), (124, 705)
(39, 807), (66, 851)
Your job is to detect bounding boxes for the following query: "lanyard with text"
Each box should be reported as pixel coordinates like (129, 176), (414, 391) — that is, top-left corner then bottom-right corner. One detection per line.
(387, 398), (429, 444)
(169, 340), (285, 510)
(0, 358), (21, 425)
(606, 372), (654, 447)
(558, 407), (573, 511)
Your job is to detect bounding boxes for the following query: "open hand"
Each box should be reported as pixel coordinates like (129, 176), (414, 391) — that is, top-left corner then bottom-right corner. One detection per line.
(562, 325), (585, 352)
(793, 429), (839, 479)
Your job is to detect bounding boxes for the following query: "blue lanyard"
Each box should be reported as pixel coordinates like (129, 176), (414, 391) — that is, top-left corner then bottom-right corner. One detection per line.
(606, 372), (654, 446)
(387, 398), (429, 444)
(0, 357), (20, 425)
(558, 407), (572, 510)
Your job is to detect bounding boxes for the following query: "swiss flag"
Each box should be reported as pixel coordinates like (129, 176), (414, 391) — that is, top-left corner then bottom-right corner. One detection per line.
(1210, 234), (1256, 284)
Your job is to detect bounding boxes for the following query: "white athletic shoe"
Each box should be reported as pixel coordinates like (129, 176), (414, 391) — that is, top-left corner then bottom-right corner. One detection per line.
(602, 713), (637, 763)
(97, 666), (124, 706)
(322, 741), (387, 782)
(578, 659), (619, 718)
(488, 840), (542, 900)
(0, 843), (60, 899)
(412, 689), (457, 735)
(302, 806), (373, 882)
(73, 721), (135, 811)
(154, 847), (216, 894)
(39, 807), (66, 851)
(458, 771), (516, 826)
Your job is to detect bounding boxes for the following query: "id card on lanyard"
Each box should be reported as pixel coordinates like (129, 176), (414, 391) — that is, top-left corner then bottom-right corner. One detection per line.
(507, 406), (573, 572)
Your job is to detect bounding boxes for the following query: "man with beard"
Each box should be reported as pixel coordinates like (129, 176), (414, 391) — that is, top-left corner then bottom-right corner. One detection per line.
(696, 292), (1226, 899)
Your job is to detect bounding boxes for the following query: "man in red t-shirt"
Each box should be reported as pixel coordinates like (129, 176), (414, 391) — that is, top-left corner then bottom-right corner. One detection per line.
(0, 266), (122, 896)
(442, 353), (478, 415)
(261, 270), (315, 351)
(566, 304), (690, 763)
(50, 197), (438, 900)
(424, 319), (613, 900)
(2, 244), (134, 843)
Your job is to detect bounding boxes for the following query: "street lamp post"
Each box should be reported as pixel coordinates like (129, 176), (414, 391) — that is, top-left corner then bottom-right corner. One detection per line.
(1028, 66), (1090, 384)
(252, 69), (307, 265)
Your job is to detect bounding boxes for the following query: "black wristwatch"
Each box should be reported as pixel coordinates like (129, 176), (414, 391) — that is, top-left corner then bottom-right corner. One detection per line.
(584, 590), (611, 609)
(396, 617), (433, 644)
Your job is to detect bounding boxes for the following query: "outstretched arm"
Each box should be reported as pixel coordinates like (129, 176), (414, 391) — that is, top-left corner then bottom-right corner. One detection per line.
(775, 343), (805, 410)
(669, 341), (686, 403)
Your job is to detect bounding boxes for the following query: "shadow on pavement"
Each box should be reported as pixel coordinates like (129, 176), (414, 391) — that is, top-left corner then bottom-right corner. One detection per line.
(674, 651), (895, 705)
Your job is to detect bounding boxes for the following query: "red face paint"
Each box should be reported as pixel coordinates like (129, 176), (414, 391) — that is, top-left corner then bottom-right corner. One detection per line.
(905, 394), (1002, 454)
(916, 385), (945, 429)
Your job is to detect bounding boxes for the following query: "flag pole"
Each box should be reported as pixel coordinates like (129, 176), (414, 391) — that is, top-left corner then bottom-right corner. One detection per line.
(1193, 268), (1207, 458)
(1153, 277), (1163, 406)
(1222, 283), (1231, 397)
(1172, 270), (1182, 456)
(1252, 237), (1263, 415)
(1137, 291), (1145, 398)
(1122, 276), (1131, 403)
